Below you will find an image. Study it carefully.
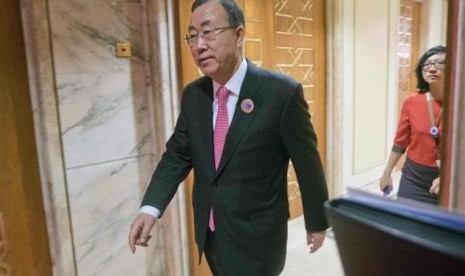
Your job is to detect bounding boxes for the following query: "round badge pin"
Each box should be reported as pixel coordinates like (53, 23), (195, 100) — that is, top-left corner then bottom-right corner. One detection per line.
(430, 126), (439, 137)
(241, 99), (254, 113)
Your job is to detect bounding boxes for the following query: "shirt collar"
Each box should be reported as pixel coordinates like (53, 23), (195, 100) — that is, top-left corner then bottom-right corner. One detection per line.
(213, 59), (248, 97)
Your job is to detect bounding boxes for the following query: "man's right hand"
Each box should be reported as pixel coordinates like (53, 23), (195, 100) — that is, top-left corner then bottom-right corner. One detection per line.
(128, 213), (156, 253)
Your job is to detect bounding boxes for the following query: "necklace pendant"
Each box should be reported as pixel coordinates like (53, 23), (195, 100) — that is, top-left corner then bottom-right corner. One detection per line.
(430, 126), (439, 137)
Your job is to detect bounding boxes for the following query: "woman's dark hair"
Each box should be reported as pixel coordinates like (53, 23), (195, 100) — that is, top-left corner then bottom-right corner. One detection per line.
(191, 0), (245, 29)
(415, 45), (446, 93)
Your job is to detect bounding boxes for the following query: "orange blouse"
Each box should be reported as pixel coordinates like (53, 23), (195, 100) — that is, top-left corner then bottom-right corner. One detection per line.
(393, 93), (442, 168)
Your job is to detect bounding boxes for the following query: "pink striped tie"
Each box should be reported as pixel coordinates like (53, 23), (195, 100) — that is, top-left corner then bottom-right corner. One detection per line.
(209, 86), (229, 232)
(214, 86), (230, 169)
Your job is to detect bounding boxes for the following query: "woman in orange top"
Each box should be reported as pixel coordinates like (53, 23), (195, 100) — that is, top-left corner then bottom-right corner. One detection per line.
(379, 45), (446, 204)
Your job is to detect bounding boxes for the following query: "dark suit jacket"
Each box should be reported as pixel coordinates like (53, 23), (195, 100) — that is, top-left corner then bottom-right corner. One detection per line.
(142, 61), (329, 275)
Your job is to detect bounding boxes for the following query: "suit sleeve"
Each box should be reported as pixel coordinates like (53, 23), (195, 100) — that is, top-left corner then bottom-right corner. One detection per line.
(141, 101), (193, 217)
(280, 84), (329, 232)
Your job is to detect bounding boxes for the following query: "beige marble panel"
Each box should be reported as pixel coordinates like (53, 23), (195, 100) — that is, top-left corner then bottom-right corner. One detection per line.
(57, 72), (152, 168)
(20, 0), (77, 275)
(66, 155), (166, 275)
(48, 0), (147, 74)
(22, 0), (191, 275)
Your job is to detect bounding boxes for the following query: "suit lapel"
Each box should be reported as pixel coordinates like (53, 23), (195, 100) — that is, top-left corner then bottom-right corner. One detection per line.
(193, 79), (216, 177)
(215, 62), (263, 175)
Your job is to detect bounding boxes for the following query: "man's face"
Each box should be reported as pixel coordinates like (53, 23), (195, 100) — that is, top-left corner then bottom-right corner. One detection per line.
(188, 1), (244, 84)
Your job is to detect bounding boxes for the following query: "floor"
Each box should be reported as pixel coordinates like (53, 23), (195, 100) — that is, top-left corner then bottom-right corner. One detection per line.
(281, 180), (399, 276)
(282, 216), (344, 276)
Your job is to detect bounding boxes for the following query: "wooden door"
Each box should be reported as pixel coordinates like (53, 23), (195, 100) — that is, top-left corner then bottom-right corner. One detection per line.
(395, 0), (420, 170)
(0, 1), (53, 275)
(177, 1), (326, 275)
(397, 0), (420, 112)
(271, 0), (326, 218)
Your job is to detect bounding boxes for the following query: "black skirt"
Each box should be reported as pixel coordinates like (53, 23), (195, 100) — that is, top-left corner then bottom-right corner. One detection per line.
(397, 157), (439, 205)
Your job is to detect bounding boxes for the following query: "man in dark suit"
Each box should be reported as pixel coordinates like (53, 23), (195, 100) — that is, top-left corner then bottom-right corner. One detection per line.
(128, 0), (329, 275)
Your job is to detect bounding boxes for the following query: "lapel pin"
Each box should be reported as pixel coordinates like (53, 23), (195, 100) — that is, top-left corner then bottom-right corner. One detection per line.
(240, 99), (254, 113)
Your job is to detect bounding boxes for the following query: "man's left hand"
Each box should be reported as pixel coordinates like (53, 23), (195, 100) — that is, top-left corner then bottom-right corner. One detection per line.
(307, 230), (326, 253)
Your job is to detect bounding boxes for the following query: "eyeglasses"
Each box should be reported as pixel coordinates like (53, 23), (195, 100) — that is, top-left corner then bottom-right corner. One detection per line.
(184, 26), (235, 46)
(422, 59), (446, 71)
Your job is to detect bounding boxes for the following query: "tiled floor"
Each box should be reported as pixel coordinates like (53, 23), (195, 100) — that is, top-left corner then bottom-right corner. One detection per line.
(282, 216), (344, 276)
(281, 180), (399, 276)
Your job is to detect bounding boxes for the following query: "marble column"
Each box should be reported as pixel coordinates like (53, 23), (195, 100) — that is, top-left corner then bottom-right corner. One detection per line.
(21, 0), (186, 275)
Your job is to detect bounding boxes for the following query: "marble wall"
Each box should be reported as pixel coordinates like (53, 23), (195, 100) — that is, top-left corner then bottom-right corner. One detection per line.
(21, 0), (186, 275)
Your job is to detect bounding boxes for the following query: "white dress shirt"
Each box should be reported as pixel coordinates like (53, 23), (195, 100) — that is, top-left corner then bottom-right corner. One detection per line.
(140, 59), (248, 218)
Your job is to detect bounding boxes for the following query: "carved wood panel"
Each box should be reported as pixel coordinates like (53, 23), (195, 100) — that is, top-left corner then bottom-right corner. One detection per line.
(274, 0), (326, 219)
(398, 0), (420, 111)
(395, 0), (420, 170)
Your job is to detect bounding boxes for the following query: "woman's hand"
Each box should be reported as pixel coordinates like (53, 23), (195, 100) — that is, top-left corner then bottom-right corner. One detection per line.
(429, 177), (440, 195)
(379, 174), (392, 194)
